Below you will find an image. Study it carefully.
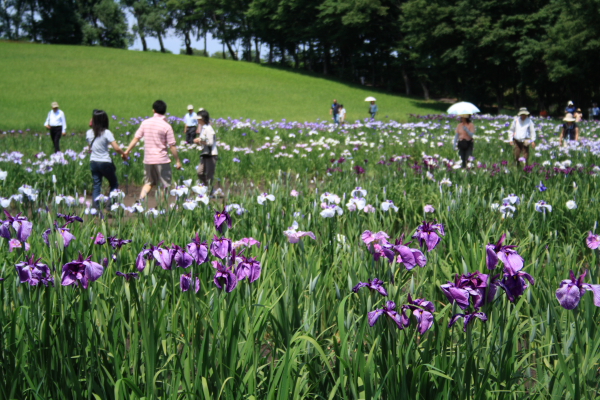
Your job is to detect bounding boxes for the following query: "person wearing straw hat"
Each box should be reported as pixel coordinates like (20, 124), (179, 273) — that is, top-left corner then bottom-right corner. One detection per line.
(183, 105), (198, 144)
(453, 114), (475, 168)
(44, 101), (67, 153)
(560, 113), (579, 146)
(574, 108), (583, 123)
(508, 107), (536, 166)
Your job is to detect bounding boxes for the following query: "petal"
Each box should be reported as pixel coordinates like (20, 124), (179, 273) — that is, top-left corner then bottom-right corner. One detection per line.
(583, 284), (600, 307)
(556, 281), (581, 310)
(412, 309), (434, 334)
(85, 261), (104, 282)
(485, 244), (498, 270)
(368, 309), (385, 326)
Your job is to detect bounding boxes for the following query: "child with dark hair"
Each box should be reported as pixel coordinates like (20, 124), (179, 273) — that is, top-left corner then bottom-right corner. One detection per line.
(85, 109), (127, 206)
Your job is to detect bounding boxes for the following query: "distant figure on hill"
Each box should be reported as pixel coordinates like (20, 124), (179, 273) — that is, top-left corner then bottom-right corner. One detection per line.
(574, 108), (583, 123)
(330, 99), (341, 125)
(565, 101), (576, 115)
(592, 103), (600, 120)
(369, 100), (378, 120)
(560, 113), (579, 146)
(44, 101), (66, 153)
(508, 107), (536, 166)
(86, 110), (127, 207)
(193, 109), (218, 192)
(339, 104), (347, 125)
(183, 105), (198, 144)
(123, 100), (182, 201)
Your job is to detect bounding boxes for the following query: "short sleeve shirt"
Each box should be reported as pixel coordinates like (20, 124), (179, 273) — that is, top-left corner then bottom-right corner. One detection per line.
(134, 114), (177, 164)
(331, 103), (340, 115)
(86, 129), (115, 162)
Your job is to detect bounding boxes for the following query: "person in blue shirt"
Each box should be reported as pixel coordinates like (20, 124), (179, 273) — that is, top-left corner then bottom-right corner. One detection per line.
(369, 101), (378, 120)
(565, 101), (576, 115)
(183, 105), (198, 144)
(329, 99), (341, 125)
(592, 103), (600, 121)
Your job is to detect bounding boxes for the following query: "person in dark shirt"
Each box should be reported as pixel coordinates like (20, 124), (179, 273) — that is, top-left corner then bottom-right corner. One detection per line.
(329, 99), (341, 125)
(560, 113), (579, 146)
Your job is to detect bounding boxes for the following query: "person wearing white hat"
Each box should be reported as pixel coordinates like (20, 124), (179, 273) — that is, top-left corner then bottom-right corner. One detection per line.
(44, 101), (67, 153)
(560, 113), (579, 146)
(508, 107), (536, 166)
(565, 101), (576, 115)
(183, 105), (198, 144)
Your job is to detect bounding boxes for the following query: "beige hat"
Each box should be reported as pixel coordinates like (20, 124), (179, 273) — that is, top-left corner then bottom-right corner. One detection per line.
(197, 107), (204, 112)
(567, 100), (574, 106)
(563, 113), (576, 122)
(187, 104), (194, 110)
(51, 101), (59, 108)
(517, 107), (530, 116)
(458, 114), (471, 118)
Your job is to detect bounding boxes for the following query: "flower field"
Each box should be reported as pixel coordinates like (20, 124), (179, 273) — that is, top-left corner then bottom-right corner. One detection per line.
(1, 115), (600, 399)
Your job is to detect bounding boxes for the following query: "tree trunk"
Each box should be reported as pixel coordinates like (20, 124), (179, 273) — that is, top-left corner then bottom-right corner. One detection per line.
(224, 39), (237, 60)
(292, 45), (299, 68)
(419, 78), (430, 100)
(222, 41), (225, 58)
(157, 32), (166, 53)
(268, 43), (273, 63)
(402, 68), (411, 95)
(323, 43), (330, 75)
(184, 30), (192, 55)
(203, 31), (207, 56)
(307, 41), (313, 71)
(280, 44), (286, 64)
(254, 37), (260, 63)
(140, 34), (148, 51)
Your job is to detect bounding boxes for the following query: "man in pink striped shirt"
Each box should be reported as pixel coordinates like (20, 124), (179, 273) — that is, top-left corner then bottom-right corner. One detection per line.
(124, 100), (182, 200)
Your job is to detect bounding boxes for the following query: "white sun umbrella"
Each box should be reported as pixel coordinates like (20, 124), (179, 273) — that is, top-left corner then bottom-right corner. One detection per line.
(447, 102), (480, 115)
(364, 96), (376, 102)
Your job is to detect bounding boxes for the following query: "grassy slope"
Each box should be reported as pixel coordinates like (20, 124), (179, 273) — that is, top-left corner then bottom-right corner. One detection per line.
(0, 41), (444, 130)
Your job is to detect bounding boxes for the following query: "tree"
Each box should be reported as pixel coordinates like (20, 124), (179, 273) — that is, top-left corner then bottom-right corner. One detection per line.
(79, 0), (131, 48)
(38, 0), (83, 45)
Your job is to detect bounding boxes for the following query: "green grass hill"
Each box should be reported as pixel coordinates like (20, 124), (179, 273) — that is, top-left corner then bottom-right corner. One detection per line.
(0, 41), (444, 131)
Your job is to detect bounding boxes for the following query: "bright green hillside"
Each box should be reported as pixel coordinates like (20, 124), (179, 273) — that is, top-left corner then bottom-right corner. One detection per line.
(0, 41), (444, 131)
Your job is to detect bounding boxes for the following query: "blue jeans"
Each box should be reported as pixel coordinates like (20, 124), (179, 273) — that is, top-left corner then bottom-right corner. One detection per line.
(333, 114), (339, 124)
(90, 161), (118, 206)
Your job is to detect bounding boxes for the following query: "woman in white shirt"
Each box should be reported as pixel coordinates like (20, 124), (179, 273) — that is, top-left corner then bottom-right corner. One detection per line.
(193, 109), (218, 190)
(86, 110), (127, 206)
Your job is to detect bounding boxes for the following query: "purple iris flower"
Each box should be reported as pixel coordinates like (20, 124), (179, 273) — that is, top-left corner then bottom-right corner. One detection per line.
(187, 234), (209, 264)
(393, 236), (427, 270)
(537, 181), (547, 192)
(235, 256), (262, 283)
(61, 253), (104, 289)
(440, 271), (498, 310)
(94, 232), (106, 245)
(116, 271), (139, 281)
(153, 247), (177, 270)
(135, 241), (164, 271)
(233, 237), (261, 249)
(9, 238), (30, 252)
(214, 208), (232, 233)
(172, 244), (193, 268)
(212, 261), (238, 292)
(486, 234), (523, 271)
(556, 270), (600, 310)
(448, 311), (488, 332)
(586, 231), (600, 250)
(352, 278), (388, 296)
(498, 266), (535, 303)
(412, 221), (445, 251)
(180, 272), (200, 292)
(210, 236), (232, 259)
(361, 230), (389, 245)
(57, 213), (83, 224)
(43, 222), (76, 248)
(403, 294), (435, 334)
(1, 211), (33, 242)
(108, 236), (132, 249)
(15, 254), (54, 286)
(368, 301), (408, 329)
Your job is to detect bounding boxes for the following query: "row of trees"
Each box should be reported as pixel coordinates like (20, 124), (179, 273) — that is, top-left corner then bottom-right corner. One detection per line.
(1, 0), (599, 111)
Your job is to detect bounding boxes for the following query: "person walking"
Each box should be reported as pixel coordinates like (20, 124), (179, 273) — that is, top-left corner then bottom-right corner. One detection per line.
(183, 105), (197, 144)
(193, 109), (218, 192)
(86, 110), (127, 207)
(508, 107), (536, 166)
(329, 99), (341, 125)
(592, 103), (600, 121)
(339, 104), (347, 126)
(44, 102), (67, 153)
(123, 100), (182, 201)
(453, 114), (475, 168)
(369, 100), (378, 120)
(560, 113), (579, 146)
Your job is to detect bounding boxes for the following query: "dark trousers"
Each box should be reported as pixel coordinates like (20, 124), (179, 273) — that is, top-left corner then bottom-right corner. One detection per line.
(185, 126), (197, 144)
(90, 161), (118, 206)
(198, 156), (217, 188)
(513, 140), (530, 165)
(458, 140), (474, 168)
(50, 126), (62, 153)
